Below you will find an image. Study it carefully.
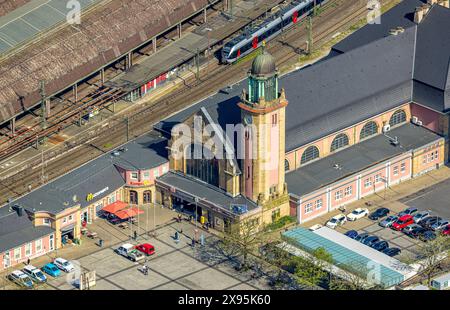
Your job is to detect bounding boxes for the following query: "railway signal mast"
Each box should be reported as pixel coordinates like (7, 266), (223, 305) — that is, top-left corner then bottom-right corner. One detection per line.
(40, 80), (47, 130)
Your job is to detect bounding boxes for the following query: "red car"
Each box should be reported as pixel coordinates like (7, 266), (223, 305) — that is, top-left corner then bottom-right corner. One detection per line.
(392, 215), (415, 231)
(135, 243), (155, 256)
(442, 225), (450, 236)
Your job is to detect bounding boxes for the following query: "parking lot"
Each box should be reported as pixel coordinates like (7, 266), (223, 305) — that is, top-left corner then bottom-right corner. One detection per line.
(400, 177), (450, 219)
(3, 209), (279, 290)
(301, 168), (450, 264)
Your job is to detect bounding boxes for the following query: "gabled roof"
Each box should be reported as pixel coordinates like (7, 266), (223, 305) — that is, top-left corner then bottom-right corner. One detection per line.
(0, 207), (54, 253)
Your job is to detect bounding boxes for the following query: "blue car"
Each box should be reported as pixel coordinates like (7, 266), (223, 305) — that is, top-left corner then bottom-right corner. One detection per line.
(344, 230), (358, 239)
(42, 263), (61, 277)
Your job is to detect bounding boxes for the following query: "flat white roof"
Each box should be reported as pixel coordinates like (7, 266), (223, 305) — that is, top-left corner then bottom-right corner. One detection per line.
(432, 272), (450, 283)
(313, 226), (415, 278)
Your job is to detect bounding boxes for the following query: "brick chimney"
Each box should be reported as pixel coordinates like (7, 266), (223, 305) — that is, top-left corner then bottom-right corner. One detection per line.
(414, 4), (432, 23)
(438, 0), (450, 8)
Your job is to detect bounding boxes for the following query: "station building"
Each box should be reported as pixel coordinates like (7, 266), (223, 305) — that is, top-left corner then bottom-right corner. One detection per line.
(1, 0), (449, 270)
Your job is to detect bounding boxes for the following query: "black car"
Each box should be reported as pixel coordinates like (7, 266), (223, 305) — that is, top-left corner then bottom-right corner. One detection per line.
(371, 240), (389, 252)
(363, 236), (380, 247)
(382, 247), (401, 257)
(420, 216), (441, 229)
(419, 230), (437, 242)
(368, 208), (390, 220)
(344, 230), (359, 239)
(405, 226), (427, 238)
(355, 233), (370, 243)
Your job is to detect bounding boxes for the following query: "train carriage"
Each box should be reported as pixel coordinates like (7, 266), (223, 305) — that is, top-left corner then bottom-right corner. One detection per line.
(221, 0), (327, 63)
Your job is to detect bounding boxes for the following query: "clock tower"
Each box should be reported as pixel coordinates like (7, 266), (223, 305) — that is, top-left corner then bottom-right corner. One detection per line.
(239, 51), (289, 215)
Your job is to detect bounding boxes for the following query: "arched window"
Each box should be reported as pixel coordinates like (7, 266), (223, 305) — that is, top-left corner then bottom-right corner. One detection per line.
(360, 121), (379, 140)
(143, 191), (152, 204)
(301, 146), (320, 165)
(186, 144), (219, 187)
(389, 110), (407, 127)
(330, 134), (349, 152)
(129, 190), (138, 205)
(285, 159), (290, 171)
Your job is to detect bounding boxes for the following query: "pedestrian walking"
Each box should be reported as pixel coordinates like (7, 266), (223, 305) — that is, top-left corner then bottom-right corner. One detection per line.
(26, 258), (30, 265)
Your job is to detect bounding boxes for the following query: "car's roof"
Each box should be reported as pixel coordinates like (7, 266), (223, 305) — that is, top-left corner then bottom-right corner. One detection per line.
(55, 257), (67, 262)
(121, 243), (134, 248)
(399, 215), (413, 220)
(332, 214), (346, 219)
(140, 243), (154, 248)
(11, 270), (25, 276)
(45, 262), (57, 267)
(23, 265), (37, 271)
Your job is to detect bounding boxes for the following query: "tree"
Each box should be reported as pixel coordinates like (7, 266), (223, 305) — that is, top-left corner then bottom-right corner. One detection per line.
(291, 247), (332, 288)
(409, 234), (450, 286)
(219, 218), (265, 270)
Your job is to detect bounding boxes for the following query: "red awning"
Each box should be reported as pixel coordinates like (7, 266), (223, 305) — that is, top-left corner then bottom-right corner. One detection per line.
(114, 207), (144, 220)
(101, 201), (128, 213)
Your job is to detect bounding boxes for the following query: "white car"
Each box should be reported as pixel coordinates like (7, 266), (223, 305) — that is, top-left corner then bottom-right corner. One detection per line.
(54, 258), (75, 273)
(326, 214), (347, 229)
(347, 208), (369, 221)
(23, 265), (47, 283)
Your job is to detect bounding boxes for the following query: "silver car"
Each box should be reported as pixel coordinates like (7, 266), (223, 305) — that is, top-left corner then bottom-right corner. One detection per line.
(413, 211), (430, 223)
(379, 215), (398, 228)
(430, 219), (449, 231)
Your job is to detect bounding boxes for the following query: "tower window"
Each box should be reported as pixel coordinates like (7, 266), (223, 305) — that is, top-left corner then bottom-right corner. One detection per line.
(272, 114), (278, 126)
(285, 159), (290, 171)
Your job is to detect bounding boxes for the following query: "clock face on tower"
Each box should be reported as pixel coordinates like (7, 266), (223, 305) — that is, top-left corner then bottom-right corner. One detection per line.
(244, 115), (253, 125)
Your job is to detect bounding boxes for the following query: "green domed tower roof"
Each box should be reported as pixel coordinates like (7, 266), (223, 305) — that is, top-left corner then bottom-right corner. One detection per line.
(251, 51), (276, 77)
(247, 51), (278, 103)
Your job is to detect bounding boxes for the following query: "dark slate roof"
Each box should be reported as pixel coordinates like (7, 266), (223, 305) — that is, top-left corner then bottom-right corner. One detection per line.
(331, 0), (423, 53)
(413, 4), (450, 91)
(14, 156), (125, 214)
(286, 123), (443, 197)
(13, 133), (169, 215)
(113, 133), (168, 171)
(157, 171), (258, 213)
(0, 207), (54, 253)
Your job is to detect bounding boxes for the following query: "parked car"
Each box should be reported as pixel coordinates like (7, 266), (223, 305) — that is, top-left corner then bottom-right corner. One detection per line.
(442, 225), (450, 236)
(368, 207), (390, 220)
(326, 214), (347, 229)
(392, 215), (415, 231)
(398, 207), (418, 217)
(421, 216), (442, 229)
(344, 230), (358, 239)
(347, 208), (369, 221)
(22, 265), (47, 283)
(363, 236), (380, 247)
(382, 247), (401, 257)
(135, 243), (155, 256)
(8, 270), (33, 288)
(116, 243), (145, 262)
(402, 223), (422, 234)
(371, 240), (389, 252)
(379, 215), (398, 228)
(419, 230), (437, 242)
(42, 263), (61, 277)
(405, 226), (427, 239)
(355, 233), (370, 243)
(430, 219), (450, 231)
(413, 211), (431, 224)
(54, 258), (75, 273)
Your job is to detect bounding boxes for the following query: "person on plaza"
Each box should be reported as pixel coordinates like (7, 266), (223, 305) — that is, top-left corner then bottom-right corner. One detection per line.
(26, 258), (30, 265)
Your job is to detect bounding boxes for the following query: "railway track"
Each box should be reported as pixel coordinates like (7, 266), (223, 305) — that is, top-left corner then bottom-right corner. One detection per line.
(0, 0), (393, 204)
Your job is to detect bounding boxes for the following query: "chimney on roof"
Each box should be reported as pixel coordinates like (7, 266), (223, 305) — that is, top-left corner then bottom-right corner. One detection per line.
(427, 0), (437, 5)
(414, 4), (431, 23)
(389, 26), (405, 36)
(438, 0), (450, 8)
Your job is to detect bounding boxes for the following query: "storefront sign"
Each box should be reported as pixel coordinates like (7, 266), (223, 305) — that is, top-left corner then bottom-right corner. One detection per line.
(86, 187), (109, 202)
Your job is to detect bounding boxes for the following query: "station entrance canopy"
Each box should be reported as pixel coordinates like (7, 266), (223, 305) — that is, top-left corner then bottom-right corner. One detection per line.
(101, 201), (128, 214)
(114, 207), (144, 220)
